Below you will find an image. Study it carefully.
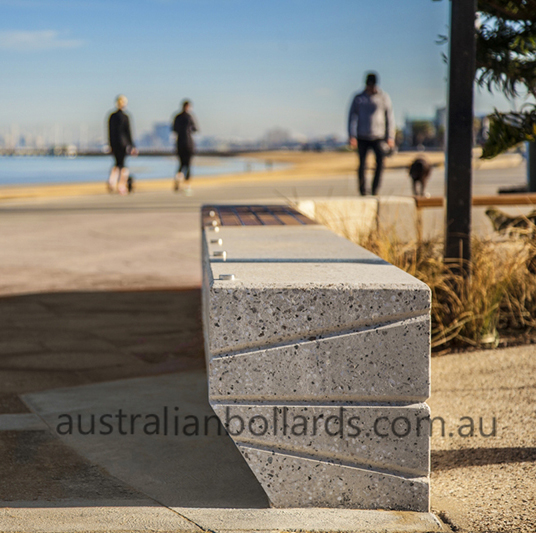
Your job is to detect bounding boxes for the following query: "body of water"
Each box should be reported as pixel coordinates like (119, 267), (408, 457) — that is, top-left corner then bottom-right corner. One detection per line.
(0, 155), (281, 187)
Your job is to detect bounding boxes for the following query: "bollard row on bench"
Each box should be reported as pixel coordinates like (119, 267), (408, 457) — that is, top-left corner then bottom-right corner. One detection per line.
(201, 205), (431, 512)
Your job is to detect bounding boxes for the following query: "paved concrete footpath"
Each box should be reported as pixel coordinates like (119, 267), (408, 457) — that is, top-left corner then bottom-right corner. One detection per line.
(0, 189), (447, 532)
(0, 185), (534, 532)
(0, 296), (444, 532)
(1, 372), (445, 532)
(0, 162), (526, 296)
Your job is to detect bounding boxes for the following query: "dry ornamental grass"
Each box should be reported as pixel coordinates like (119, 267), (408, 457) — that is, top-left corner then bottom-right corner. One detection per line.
(315, 212), (536, 352)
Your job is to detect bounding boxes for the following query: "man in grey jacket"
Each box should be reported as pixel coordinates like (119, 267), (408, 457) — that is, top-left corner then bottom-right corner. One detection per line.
(348, 72), (395, 196)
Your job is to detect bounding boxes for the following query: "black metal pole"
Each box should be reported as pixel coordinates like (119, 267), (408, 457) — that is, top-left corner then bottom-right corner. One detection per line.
(527, 141), (536, 192)
(445, 0), (477, 272)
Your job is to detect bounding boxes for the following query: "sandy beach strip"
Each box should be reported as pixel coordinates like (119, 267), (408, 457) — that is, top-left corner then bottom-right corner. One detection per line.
(0, 149), (522, 201)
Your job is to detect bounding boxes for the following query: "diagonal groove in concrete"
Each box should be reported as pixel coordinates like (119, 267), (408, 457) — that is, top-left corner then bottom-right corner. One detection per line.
(233, 439), (428, 478)
(210, 310), (430, 360)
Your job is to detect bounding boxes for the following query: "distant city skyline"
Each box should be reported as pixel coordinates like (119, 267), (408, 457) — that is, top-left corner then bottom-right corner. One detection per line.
(0, 120), (347, 151)
(1, 0), (532, 145)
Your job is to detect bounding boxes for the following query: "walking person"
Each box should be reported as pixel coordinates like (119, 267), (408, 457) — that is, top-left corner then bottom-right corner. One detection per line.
(172, 100), (198, 194)
(348, 72), (395, 196)
(107, 95), (137, 195)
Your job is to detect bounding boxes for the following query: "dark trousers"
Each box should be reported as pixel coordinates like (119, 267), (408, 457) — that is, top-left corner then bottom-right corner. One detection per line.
(357, 139), (384, 196)
(111, 146), (127, 169)
(177, 146), (193, 180)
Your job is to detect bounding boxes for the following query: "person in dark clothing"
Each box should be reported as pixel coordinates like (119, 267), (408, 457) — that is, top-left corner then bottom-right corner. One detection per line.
(107, 95), (137, 194)
(172, 100), (198, 194)
(348, 72), (395, 196)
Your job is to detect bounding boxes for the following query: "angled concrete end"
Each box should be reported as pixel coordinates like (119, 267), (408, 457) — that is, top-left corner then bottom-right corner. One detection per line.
(201, 207), (431, 512)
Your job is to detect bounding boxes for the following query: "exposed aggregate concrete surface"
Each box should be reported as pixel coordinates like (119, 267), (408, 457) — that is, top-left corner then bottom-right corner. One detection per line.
(429, 345), (536, 532)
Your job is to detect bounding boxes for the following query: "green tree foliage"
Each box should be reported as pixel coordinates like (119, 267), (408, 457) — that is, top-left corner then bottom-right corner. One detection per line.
(478, 1), (536, 158)
(483, 108), (536, 158)
(476, 1), (536, 97)
(435, 0), (536, 158)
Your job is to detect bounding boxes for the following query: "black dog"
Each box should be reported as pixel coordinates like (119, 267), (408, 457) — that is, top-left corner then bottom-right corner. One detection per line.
(409, 158), (432, 197)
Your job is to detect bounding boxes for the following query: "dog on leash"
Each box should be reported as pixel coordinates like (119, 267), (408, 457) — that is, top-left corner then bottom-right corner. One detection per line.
(409, 158), (432, 197)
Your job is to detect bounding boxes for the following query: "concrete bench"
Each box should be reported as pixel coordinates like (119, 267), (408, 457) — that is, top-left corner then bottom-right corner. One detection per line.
(201, 205), (431, 512)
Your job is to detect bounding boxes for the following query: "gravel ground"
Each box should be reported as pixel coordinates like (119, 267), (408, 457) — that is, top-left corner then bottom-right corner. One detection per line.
(429, 345), (536, 532)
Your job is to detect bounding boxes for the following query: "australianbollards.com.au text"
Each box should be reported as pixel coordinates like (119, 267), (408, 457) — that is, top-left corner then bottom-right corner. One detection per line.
(55, 406), (497, 439)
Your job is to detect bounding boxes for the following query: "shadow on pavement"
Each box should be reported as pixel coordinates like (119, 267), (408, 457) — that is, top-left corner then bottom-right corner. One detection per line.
(0, 289), (270, 508)
(0, 288), (206, 406)
(432, 447), (536, 471)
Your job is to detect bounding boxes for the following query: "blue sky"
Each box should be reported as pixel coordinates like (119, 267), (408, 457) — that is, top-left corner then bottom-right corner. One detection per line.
(0, 0), (528, 141)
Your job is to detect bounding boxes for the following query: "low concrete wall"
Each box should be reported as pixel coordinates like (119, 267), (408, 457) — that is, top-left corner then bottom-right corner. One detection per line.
(297, 197), (420, 242)
(298, 196), (536, 242)
(297, 198), (377, 242)
(202, 211), (431, 512)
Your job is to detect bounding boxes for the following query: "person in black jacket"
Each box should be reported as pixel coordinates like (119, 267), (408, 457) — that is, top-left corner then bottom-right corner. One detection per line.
(172, 100), (198, 194)
(107, 95), (137, 194)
